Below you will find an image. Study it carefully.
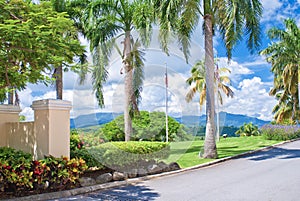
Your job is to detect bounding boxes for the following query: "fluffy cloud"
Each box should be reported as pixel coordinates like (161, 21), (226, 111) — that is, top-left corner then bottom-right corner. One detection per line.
(221, 77), (276, 121)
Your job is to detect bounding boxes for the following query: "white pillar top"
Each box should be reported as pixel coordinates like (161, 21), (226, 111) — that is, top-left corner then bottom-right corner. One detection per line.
(31, 99), (72, 111)
(0, 105), (21, 114)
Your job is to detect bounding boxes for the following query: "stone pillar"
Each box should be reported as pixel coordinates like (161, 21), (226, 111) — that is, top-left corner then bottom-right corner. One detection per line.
(31, 99), (72, 159)
(0, 105), (21, 147)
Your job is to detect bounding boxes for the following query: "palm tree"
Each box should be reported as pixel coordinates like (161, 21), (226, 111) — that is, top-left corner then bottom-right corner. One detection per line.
(261, 18), (299, 124)
(185, 60), (234, 109)
(156, 0), (262, 158)
(73, 0), (153, 141)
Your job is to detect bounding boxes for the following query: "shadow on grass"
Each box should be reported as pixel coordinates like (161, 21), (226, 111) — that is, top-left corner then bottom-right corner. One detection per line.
(59, 185), (160, 201)
(242, 147), (300, 161)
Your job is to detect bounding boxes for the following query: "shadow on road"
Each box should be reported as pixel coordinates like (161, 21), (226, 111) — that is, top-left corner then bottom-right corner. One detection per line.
(70, 184), (159, 201)
(243, 147), (300, 161)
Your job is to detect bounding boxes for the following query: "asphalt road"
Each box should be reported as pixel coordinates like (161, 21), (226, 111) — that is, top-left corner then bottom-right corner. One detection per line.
(54, 140), (300, 201)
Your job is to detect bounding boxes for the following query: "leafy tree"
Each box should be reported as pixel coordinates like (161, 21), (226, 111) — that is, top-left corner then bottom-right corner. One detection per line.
(98, 111), (190, 142)
(260, 18), (299, 124)
(186, 60), (234, 109)
(235, 122), (260, 137)
(42, 0), (88, 100)
(156, 0), (262, 158)
(71, 0), (154, 141)
(0, 0), (85, 103)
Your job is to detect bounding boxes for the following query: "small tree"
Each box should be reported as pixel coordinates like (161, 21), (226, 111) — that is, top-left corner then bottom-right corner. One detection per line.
(235, 123), (260, 137)
(0, 0), (84, 103)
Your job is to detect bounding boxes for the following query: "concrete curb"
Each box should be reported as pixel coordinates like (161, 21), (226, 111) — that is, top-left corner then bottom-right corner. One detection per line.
(5, 138), (300, 201)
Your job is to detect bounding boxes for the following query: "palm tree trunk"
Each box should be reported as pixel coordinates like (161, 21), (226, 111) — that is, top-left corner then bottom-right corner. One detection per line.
(203, 14), (217, 159)
(124, 31), (133, 141)
(55, 66), (63, 100)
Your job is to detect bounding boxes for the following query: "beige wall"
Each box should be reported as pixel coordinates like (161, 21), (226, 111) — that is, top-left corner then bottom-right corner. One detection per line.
(0, 105), (21, 147)
(32, 99), (72, 159)
(1, 99), (71, 160)
(6, 122), (36, 158)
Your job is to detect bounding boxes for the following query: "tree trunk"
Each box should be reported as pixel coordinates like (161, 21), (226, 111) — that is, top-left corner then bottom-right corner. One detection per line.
(55, 66), (63, 99)
(8, 90), (14, 105)
(123, 32), (133, 141)
(203, 14), (217, 159)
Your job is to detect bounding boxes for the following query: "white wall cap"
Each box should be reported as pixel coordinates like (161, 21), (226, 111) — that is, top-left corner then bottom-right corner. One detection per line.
(0, 105), (21, 114)
(31, 99), (72, 111)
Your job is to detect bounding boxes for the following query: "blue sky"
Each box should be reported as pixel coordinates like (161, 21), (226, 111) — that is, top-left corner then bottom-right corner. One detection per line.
(19, 0), (300, 122)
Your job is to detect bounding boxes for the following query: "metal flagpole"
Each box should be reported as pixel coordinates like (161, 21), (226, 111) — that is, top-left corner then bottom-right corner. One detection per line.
(165, 63), (169, 142)
(215, 58), (220, 142)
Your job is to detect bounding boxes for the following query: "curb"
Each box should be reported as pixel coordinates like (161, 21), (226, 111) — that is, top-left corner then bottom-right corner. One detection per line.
(5, 138), (300, 201)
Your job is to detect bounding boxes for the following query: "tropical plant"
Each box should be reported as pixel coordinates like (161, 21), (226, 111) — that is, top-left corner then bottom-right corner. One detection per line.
(70, 0), (154, 141)
(156, 0), (262, 158)
(185, 60), (234, 109)
(260, 18), (299, 124)
(235, 122), (260, 137)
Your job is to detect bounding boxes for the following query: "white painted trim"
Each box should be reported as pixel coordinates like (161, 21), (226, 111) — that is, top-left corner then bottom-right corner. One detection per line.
(0, 105), (21, 114)
(31, 99), (72, 111)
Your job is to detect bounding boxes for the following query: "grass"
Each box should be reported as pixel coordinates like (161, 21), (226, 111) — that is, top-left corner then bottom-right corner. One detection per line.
(166, 136), (282, 168)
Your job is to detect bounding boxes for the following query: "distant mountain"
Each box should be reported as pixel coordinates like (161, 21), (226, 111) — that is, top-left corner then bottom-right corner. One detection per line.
(70, 111), (269, 128)
(70, 113), (121, 128)
(174, 112), (269, 127)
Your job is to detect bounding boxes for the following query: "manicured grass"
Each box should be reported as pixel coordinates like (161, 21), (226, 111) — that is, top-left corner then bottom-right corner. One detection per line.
(166, 136), (282, 168)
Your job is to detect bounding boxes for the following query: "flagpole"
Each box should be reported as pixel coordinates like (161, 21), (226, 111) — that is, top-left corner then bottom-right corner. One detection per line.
(165, 63), (169, 142)
(215, 57), (220, 142)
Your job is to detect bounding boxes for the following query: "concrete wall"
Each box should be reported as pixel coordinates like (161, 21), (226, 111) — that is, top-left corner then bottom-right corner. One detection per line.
(6, 122), (36, 158)
(0, 99), (71, 160)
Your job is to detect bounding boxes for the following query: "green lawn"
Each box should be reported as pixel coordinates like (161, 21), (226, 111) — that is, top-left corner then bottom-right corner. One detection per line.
(166, 136), (282, 168)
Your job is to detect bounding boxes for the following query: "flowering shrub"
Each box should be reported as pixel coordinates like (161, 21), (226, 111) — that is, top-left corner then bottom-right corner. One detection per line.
(0, 147), (87, 194)
(70, 129), (85, 151)
(261, 124), (300, 140)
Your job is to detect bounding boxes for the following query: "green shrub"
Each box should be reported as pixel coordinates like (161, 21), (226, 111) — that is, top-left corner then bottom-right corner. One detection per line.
(70, 149), (104, 169)
(235, 122), (261, 136)
(98, 111), (191, 142)
(261, 124), (300, 140)
(88, 141), (170, 170)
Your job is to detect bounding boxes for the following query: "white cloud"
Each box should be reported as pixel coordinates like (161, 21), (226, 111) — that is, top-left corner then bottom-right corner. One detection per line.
(221, 77), (276, 121)
(261, 0), (283, 22)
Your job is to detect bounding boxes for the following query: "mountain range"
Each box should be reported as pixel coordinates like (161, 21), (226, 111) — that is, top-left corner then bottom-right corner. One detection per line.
(70, 111), (270, 128)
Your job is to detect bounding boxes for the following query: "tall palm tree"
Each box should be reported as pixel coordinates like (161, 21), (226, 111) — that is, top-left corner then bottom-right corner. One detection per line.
(72, 0), (153, 141)
(185, 60), (234, 109)
(156, 0), (262, 158)
(261, 18), (299, 124)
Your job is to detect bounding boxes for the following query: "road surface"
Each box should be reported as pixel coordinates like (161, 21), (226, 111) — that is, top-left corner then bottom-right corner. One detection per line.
(54, 140), (300, 201)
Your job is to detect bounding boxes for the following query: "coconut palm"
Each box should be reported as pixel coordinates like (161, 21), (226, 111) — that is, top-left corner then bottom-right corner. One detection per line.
(261, 18), (299, 124)
(156, 0), (262, 158)
(185, 60), (234, 109)
(72, 0), (153, 141)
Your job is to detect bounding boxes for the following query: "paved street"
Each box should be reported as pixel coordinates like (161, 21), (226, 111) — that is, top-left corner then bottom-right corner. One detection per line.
(54, 140), (300, 201)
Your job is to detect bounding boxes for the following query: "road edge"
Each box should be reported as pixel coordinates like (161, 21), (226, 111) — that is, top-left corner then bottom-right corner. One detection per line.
(6, 138), (300, 201)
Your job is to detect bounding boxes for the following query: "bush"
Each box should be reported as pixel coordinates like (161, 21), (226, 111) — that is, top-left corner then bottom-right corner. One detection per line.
(0, 147), (87, 194)
(235, 122), (260, 136)
(261, 124), (300, 140)
(70, 149), (104, 169)
(98, 111), (191, 142)
(88, 141), (170, 170)
(70, 129), (85, 151)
